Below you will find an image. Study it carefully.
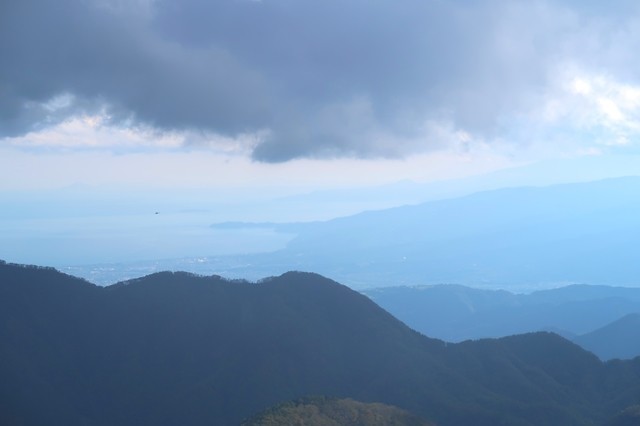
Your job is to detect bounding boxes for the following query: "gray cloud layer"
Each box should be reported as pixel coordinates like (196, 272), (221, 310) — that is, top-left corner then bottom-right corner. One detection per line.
(2, 0), (639, 161)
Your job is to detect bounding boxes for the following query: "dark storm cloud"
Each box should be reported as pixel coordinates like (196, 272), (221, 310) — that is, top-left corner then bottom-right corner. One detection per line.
(1, 0), (639, 161)
(0, 0), (270, 136)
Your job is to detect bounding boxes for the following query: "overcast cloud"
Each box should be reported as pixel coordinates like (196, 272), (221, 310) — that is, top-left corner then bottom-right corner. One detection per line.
(2, 0), (640, 162)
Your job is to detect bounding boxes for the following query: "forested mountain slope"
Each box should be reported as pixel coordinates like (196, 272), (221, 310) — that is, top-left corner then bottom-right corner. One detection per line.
(1, 261), (639, 425)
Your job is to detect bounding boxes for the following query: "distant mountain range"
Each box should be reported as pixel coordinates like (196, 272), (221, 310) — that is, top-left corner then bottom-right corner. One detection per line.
(60, 176), (640, 289)
(2, 260), (640, 425)
(363, 284), (640, 360)
(208, 176), (640, 290)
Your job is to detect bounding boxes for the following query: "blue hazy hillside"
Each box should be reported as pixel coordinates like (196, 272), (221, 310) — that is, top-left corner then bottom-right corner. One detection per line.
(363, 284), (640, 360)
(574, 313), (640, 361)
(227, 176), (640, 290)
(63, 176), (640, 289)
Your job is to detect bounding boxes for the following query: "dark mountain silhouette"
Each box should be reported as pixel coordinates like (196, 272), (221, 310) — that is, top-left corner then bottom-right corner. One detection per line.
(242, 396), (434, 426)
(574, 313), (640, 361)
(363, 284), (640, 345)
(606, 405), (640, 426)
(1, 260), (640, 425)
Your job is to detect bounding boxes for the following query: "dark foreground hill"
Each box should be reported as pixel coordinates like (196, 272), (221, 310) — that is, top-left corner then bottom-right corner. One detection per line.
(606, 405), (640, 426)
(1, 261), (640, 426)
(242, 396), (433, 426)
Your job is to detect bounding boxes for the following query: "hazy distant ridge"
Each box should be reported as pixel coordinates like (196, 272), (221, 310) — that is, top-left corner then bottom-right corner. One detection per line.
(364, 283), (640, 360)
(575, 313), (640, 361)
(219, 176), (640, 289)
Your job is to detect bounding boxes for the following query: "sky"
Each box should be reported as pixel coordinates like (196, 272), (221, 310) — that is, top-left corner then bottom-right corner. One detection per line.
(2, 0), (640, 266)
(2, 0), (640, 191)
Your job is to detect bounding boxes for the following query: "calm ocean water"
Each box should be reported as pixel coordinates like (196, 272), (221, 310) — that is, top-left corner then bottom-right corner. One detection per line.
(0, 211), (294, 267)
